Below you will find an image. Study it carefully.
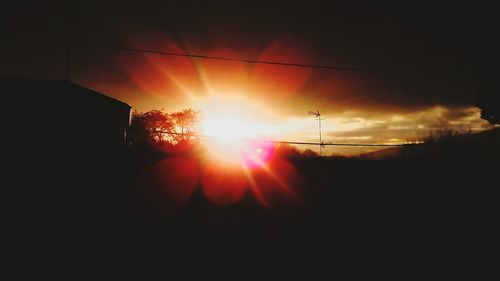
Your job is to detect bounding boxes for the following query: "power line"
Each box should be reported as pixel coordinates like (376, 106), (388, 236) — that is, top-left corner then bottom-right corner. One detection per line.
(153, 130), (410, 147)
(58, 41), (464, 78)
(267, 140), (410, 147)
(154, 131), (411, 147)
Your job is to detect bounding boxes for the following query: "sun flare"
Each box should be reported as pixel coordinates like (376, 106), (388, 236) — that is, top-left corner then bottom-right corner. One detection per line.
(194, 94), (279, 166)
(202, 118), (268, 143)
(197, 94), (275, 143)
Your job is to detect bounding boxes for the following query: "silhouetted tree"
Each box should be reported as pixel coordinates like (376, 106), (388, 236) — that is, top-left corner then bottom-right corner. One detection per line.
(302, 148), (319, 158)
(274, 143), (301, 158)
(423, 128), (470, 145)
(274, 144), (321, 159)
(477, 93), (499, 124)
(139, 110), (173, 142)
(129, 108), (199, 147)
(170, 109), (199, 144)
(476, 70), (500, 124)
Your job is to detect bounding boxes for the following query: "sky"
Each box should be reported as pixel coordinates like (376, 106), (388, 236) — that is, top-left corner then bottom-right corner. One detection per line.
(2, 0), (498, 155)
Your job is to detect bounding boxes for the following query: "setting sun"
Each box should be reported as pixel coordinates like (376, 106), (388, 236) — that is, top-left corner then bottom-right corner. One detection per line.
(194, 95), (279, 167)
(202, 118), (268, 143)
(197, 94), (275, 143)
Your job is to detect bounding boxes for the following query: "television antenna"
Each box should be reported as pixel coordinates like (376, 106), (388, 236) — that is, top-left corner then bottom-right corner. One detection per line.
(308, 110), (325, 156)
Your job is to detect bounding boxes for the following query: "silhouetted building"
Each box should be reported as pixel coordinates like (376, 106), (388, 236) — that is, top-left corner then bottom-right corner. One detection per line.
(2, 79), (131, 152)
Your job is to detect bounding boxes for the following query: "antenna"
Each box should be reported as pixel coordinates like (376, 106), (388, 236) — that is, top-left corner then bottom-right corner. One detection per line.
(308, 110), (320, 118)
(308, 110), (323, 156)
(65, 1), (71, 81)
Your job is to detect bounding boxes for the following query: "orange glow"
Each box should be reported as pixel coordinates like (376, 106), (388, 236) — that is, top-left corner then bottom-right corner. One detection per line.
(197, 100), (300, 207)
(197, 95), (278, 167)
(245, 157), (303, 208)
(114, 30), (313, 112)
(115, 32), (314, 210)
(199, 146), (302, 207)
(128, 156), (199, 222)
(201, 160), (247, 205)
(198, 95), (275, 142)
(202, 118), (266, 143)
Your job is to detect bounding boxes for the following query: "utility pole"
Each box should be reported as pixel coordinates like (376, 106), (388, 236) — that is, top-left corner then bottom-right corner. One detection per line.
(65, 1), (71, 81)
(308, 110), (323, 156)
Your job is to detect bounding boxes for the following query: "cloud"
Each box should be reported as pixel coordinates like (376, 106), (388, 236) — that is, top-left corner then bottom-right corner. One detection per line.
(319, 106), (494, 145)
(282, 105), (495, 156)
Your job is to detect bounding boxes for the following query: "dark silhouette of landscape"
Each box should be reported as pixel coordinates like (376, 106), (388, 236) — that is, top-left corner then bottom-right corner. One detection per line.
(3, 1), (500, 272)
(5, 79), (498, 266)
(360, 127), (500, 160)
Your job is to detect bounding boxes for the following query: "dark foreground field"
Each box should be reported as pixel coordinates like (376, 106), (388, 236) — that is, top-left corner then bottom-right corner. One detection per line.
(15, 145), (496, 268)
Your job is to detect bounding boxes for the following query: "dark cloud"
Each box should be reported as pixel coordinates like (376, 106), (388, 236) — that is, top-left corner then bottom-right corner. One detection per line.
(298, 71), (481, 115)
(321, 106), (494, 145)
(2, 0), (499, 115)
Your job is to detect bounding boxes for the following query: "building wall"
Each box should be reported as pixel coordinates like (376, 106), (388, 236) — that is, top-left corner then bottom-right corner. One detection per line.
(2, 79), (131, 153)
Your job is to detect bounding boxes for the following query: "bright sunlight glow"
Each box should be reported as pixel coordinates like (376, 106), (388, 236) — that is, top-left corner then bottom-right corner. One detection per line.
(202, 118), (268, 143)
(196, 94), (277, 167)
(197, 94), (275, 143)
